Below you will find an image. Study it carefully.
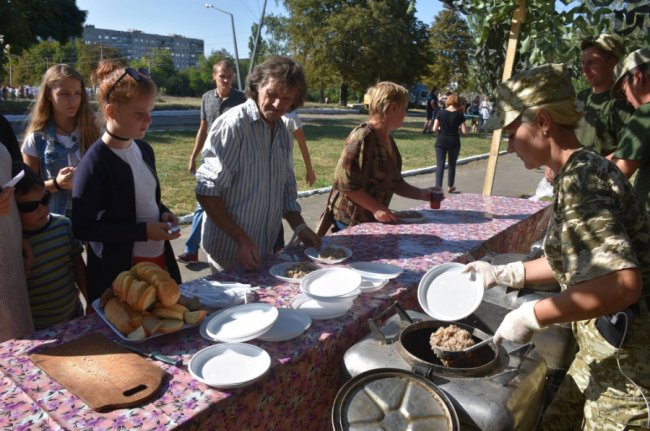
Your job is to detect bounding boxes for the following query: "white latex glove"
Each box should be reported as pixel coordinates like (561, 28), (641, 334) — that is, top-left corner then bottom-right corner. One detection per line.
(494, 300), (542, 346)
(463, 260), (525, 290)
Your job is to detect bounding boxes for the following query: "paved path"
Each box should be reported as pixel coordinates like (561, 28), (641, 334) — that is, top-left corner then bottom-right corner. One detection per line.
(172, 153), (545, 282)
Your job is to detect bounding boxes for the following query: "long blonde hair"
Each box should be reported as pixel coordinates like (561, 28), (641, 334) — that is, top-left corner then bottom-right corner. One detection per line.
(25, 64), (100, 154)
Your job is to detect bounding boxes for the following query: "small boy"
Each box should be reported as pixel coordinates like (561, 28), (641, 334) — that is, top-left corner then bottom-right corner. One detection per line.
(13, 163), (87, 330)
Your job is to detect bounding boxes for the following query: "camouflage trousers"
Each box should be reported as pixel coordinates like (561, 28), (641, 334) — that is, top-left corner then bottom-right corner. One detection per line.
(541, 316), (650, 430)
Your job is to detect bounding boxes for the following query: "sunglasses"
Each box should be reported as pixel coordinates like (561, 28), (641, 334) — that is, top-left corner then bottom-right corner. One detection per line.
(17, 191), (51, 213)
(105, 67), (150, 103)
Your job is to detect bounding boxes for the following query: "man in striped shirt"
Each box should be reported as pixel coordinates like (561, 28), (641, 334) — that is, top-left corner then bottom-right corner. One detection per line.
(14, 164), (86, 330)
(196, 56), (321, 271)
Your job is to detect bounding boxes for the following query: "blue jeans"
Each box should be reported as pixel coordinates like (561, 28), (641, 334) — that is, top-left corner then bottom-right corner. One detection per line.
(184, 204), (203, 254)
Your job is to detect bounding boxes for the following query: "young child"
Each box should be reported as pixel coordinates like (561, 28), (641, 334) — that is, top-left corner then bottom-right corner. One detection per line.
(13, 163), (86, 330)
(72, 61), (181, 304)
(21, 64), (100, 217)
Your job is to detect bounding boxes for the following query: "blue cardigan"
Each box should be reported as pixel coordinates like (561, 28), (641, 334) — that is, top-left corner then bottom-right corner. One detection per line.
(72, 139), (181, 303)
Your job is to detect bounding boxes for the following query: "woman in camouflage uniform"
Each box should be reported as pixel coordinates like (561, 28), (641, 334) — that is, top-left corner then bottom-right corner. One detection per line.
(466, 64), (650, 430)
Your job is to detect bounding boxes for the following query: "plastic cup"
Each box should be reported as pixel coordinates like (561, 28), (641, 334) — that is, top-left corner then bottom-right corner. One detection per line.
(430, 190), (444, 209)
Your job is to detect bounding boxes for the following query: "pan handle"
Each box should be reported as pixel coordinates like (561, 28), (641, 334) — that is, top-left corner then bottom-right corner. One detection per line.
(368, 302), (413, 344)
(489, 342), (535, 386)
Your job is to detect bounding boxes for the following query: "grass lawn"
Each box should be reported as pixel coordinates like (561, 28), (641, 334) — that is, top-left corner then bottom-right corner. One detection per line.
(151, 112), (494, 216)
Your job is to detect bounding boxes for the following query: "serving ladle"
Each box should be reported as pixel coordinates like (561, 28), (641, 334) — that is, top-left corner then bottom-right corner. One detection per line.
(432, 336), (494, 360)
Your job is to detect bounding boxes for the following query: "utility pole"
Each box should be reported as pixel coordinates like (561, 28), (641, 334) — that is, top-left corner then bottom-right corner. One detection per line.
(205, 4), (242, 90)
(3, 44), (12, 87)
(248, 0), (267, 75)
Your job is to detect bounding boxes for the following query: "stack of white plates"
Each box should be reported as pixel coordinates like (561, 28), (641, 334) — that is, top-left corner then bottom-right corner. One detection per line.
(189, 343), (271, 389)
(290, 268), (361, 320)
(200, 303), (279, 342)
(417, 263), (484, 321)
(348, 262), (403, 293)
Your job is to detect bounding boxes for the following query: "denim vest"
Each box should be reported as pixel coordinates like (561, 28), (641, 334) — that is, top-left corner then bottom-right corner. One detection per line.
(34, 120), (79, 216)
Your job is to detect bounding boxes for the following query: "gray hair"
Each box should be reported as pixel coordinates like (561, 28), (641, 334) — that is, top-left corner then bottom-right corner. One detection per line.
(245, 56), (307, 110)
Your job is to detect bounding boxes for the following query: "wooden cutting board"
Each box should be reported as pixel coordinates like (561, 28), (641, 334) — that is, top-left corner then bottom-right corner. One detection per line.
(29, 332), (166, 412)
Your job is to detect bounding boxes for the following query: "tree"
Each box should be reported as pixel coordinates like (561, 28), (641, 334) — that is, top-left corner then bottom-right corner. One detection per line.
(442, 0), (650, 95)
(283, 0), (431, 105)
(0, 0), (86, 80)
(421, 10), (473, 93)
(249, 15), (292, 60)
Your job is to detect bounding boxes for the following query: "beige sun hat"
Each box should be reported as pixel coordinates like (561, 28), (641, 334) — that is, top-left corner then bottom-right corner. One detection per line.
(611, 48), (650, 98)
(483, 63), (575, 132)
(580, 33), (626, 60)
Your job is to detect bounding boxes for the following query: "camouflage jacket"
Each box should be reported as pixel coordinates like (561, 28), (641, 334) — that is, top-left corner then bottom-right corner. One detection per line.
(543, 148), (650, 292)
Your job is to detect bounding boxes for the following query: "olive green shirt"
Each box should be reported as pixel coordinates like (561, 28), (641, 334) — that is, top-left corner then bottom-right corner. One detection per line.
(612, 102), (650, 213)
(575, 89), (634, 156)
(543, 148), (650, 292)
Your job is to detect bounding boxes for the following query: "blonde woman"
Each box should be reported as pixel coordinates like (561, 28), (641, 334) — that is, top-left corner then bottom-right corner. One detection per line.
(331, 81), (437, 230)
(21, 64), (100, 217)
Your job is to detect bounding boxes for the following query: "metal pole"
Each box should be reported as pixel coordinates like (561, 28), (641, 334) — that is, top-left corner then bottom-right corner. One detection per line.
(205, 4), (242, 91)
(229, 13), (242, 90)
(248, 0), (267, 75)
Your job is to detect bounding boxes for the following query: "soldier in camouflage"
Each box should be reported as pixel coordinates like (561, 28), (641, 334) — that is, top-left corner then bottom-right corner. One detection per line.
(576, 33), (634, 157)
(466, 64), (650, 430)
(611, 48), (650, 213)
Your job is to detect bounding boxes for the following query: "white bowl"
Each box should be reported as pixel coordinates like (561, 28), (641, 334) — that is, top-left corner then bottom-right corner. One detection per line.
(304, 246), (352, 264)
(189, 343), (271, 388)
(204, 303), (279, 342)
(289, 293), (353, 320)
(300, 267), (362, 300)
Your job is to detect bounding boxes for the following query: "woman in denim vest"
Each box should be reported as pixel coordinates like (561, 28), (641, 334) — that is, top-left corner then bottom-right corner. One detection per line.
(21, 64), (100, 217)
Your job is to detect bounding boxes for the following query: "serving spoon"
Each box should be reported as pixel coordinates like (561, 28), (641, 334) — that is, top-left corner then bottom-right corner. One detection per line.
(433, 336), (494, 360)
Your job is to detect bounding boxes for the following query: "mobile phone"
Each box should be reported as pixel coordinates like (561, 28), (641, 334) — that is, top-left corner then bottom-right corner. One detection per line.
(2, 170), (24, 189)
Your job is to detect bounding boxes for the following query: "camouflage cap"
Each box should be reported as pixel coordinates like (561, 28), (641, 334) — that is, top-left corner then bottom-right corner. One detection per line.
(611, 48), (650, 97)
(580, 33), (626, 60)
(483, 63), (575, 132)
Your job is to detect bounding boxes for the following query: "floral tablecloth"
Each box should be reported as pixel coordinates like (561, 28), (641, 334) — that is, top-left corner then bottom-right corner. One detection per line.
(0, 193), (550, 431)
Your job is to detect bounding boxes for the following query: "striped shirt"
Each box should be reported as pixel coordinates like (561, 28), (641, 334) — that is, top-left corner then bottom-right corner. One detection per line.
(23, 214), (82, 330)
(196, 99), (301, 262)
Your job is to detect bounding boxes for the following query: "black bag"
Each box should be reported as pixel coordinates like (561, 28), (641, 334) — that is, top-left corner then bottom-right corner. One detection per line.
(316, 189), (338, 237)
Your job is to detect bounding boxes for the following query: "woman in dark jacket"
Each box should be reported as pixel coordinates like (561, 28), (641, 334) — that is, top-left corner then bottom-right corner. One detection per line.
(72, 61), (181, 303)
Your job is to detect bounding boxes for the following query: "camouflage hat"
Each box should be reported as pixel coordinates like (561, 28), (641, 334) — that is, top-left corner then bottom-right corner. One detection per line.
(580, 33), (626, 60)
(483, 64), (575, 132)
(611, 48), (650, 97)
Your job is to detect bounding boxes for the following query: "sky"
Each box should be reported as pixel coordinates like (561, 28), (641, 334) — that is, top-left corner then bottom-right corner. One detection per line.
(76, 0), (444, 59)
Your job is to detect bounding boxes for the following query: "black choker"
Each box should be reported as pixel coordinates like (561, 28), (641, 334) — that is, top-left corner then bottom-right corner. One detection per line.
(105, 129), (130, 141)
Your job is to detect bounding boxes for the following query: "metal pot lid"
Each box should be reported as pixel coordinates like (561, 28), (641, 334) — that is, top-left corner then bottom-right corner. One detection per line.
(332, 368), (459, 431)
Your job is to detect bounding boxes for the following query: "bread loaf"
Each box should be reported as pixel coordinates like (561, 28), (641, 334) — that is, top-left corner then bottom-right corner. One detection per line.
(104, 298), (136, 335)
(103, 264), (206, 337)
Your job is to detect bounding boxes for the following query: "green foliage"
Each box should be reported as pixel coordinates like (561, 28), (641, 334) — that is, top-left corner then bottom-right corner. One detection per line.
(282, 0), (431, 104)
(421, 10), (473, 93)
(0, 0), (86, 81)
(442, 0), (650, 95)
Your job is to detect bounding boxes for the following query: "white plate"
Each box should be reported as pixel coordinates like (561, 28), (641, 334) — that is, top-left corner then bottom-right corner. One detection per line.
(268, 261), (320, 284)
(300, 268), (361, 300)
(289, 293), (353, 320)
(359, 277), (389, 293)
(189, 343), (271, 389)
(348, 262), (403, 280)
(417, 263), (484, 321)
(257, 308), (312, 342)
(204, 303), (279, 342)
(304, 246), (352, 264)
(91, 299), (191, 344)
